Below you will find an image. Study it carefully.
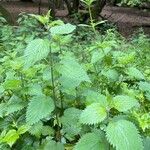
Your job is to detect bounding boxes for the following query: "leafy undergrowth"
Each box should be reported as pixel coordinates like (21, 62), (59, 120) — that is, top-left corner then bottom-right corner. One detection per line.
(0, 12), (150, 150)
(116, 0), (149, 7)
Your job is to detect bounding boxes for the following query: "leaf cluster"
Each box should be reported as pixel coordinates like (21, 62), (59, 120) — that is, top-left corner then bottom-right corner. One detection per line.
(0, 13), (150, 150)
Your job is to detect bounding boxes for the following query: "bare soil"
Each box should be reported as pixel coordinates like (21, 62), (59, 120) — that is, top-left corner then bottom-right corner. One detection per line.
(0, 1), (150, 37)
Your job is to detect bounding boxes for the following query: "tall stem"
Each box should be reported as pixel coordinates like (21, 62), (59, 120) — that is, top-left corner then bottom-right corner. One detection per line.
(58, 42), (64, 111)
(49, 45), (61, 142)
(88, 5), (96, 34)
(19, 72), (28, 101)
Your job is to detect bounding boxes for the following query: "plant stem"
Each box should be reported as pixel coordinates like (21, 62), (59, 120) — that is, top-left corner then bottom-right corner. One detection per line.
(88, 5), (96, 34)
(20, 72), (28, 101)
(58, 41), (64, 112)
(49, 44), (61, 142)
(60, 90), (64, 112)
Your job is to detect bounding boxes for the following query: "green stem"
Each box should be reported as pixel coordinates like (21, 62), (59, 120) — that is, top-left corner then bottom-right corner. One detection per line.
(19, 71), (28, 101)
(88, 5), (96, 34)
(58, 41), (64, 112)
(60, 90), (64, 112)
(49, 44), (61, 142)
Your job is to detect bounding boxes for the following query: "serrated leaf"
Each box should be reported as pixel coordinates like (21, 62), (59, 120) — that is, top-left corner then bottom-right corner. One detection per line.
(91, 51), (103, 64)
(145, 93), (150, 101)
(0, 85), (4, 95)
(17, 125), (30, 135)
(113, 95), (139, 112)
(41, 126), (54, 136)
(91, 48), (111, 64)
(61, 108), (82, 138)
(26, 96), (54, 125)
(126, 67), (145, 80)
(24, 39), (50, 68)
(6, 102), (25, 115)
(139, 81), (150, 93)
(106, 119), (143, 150)
(39, 140), (64, 150)
(102, 69), (119, 82)
(50, 23), (76, 35)
(2, 130), (19, 147)
(0, 103), (6, 118)
(30, 14), (49, 25)
(28, 83), (43, 96)
(74, 132), (108, 150)
(43, 67), (51, 81)
(143, 137), (150, 150)
(3, 80), (21, 90)
(59, 54), (90, 89)
(5, 95), (26, 115)
(80, 103), (107, 125)
(118, 52), (135, 65)
(28, 121), (43, 138)
(83, 90), (108, 106)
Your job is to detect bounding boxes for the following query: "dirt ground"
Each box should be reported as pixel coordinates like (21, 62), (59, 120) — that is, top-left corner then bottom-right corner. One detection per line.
(0, 1), (150, 37)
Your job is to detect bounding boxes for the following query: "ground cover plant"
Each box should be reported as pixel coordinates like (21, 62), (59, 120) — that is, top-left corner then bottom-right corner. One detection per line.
(0, 7), (150, 150)
(109, 0), (150, 7)
(118, 0), (150, 7)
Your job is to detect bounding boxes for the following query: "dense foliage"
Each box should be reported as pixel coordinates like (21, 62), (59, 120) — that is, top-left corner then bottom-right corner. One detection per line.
(118, 0), (150, 7)
(0, 10), (150, 150)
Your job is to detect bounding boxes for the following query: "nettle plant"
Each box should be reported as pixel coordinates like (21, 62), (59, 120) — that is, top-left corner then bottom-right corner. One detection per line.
(0, 11), (150, 150)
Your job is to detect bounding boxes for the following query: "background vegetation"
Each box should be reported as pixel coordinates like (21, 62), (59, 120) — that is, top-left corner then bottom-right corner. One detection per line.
(0, 0), (150, 150)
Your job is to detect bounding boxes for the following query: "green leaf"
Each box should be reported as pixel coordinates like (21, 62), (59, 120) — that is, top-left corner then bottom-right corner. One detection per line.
(30, 14), (49, 25)
(126, 67), (145, 80)
(41, 126), (54, 136)
(24, 39), (50, 68)
(83, 90), (108, 106)
(139, 81), (150, 93)
(106, 119), (143, 150)
(28, 121), (43, 138)
(80, 103), (107, 125)
(28, 84), (43, 96)
(145, 93), (150, 101)
(143, 137), (150, 150)
(39, 140), (64, 150)
(43, 67), (51, 81)
(50, 23), (76, 35)
(102, 69), (119, 82)
(74, 132), (108, 150)
(6, 102), (25, 115)
(59, 54), (90, 89)
(61, 108), (82, 138)
(91, 51), (103, 64)
(3, 80), (21, 90)
(113, 95), (139, 112)
(80, 0), (96, 6)
(0, 85), (4, 95)
(2, 130), (19, 147)
(17, 125), (30, 135)
(5, 95), (26, 115)
(91, 48), (111, 64)
(26, 96), (54, 125)
(117, 52), (135, 65)
(0, 103), (6, 117)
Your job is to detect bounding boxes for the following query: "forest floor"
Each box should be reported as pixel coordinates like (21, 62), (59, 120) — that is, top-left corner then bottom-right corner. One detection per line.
(1, 1), (150, 37)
